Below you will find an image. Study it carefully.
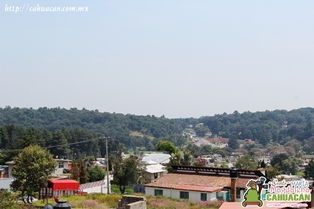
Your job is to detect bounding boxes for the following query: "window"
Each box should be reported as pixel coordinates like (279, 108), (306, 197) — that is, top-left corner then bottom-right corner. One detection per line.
(154, 173), (158, 179)
(236, 189), (241, 199)
(58, 162), (64, 168)
(154, 189), (163, 196)
(200, 193), (207, 201)
(180, 191), (189, 199)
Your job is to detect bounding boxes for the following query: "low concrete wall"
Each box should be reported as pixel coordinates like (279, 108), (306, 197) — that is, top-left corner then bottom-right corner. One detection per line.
(117, 195), (146, 209)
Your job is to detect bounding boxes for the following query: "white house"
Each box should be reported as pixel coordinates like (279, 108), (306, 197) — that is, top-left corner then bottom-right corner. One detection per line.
(143, 160), (167, 184)
(145, 165), (267, 202)
(146, 184), (223, 201)
(53, 159), (72, 175)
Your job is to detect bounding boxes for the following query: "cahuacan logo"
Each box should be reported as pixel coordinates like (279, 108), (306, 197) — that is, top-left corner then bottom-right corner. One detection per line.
(242, 177), (268, 207)
(241, 177), (311, 208)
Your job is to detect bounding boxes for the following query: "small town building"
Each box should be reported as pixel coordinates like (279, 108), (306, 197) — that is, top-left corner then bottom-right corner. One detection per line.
(141, 154), (171, 165)
(142, 160), (167, 184)
(145, 165), (267, 202)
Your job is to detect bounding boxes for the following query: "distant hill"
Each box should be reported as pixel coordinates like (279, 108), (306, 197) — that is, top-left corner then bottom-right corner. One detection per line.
(0, 106), (314, 148)
(0, 106), (185, 149)
(197, 107), (314, 146)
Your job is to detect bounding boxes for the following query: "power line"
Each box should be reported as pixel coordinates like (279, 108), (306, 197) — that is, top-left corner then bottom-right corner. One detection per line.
(0, 137), (103, 153)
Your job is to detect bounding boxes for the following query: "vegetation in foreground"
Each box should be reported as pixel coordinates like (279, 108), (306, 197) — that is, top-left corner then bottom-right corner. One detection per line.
(146, 196), (222, 209)
(33, 194), (222, 209)
(0, 190), (221, 209)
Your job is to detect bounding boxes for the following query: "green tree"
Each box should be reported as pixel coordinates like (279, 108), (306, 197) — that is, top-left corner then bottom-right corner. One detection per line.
(77, 158), (89, 184)
(282, 158), (300, 175)
(166, 152), (182, 172)
(200, 145), (212, 155)
(228, 134), (239, 150)
(11, 145), (57, 199)
(284, 139), (301, 153)
(305, 159), (314, 179)
(156, 140), (178, 154)
(235, 154), (258, 170)
(112, 156), (139, 194)
(186, 144), (201, 158)
(88, 165), (105, 182)
(48, 130), (69, 158)
(308, 136), (314, 152)
(194, 124), (209, 137)
(265, 164), (281, 179)
(70, 161), (80, 181)
(220, 162), (229, 168)
(181, 149), (192, 166)
(271, 153), (289, 169)
(208, 119), (223, 136)
(0, 127), (10, 149)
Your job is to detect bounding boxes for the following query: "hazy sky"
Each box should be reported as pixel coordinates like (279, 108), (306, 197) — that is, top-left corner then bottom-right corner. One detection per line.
(1, 1), (314, 118)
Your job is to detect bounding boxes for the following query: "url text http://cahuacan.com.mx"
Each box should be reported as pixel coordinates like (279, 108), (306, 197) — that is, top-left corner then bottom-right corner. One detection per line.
(4, 4), (88, 13)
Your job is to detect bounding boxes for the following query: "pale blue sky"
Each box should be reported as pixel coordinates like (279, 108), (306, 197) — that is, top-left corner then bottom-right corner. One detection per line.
(1, 1), (314, 118)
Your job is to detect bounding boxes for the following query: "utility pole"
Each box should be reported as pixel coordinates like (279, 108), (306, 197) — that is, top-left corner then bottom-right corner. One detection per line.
(106, 137), (110, 194)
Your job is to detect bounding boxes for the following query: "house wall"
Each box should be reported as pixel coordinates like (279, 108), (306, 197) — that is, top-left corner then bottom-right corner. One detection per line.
(236, 190), (244, 202)
(144, 171), (166, 184)
(0, 178), (13, 191)
(54, 161), (70, 175)
(7, 165), (13, 178)
(145, 187), (218, 201)
(145, 187), (154, 196)
(144, 173), (154, 183)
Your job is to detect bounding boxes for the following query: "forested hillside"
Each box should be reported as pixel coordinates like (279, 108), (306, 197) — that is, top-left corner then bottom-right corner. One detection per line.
(1, 106), (314, 160)
(0, 106), (185, 148)
(197, 108), (314, 146)
(0, 123), (127, 164)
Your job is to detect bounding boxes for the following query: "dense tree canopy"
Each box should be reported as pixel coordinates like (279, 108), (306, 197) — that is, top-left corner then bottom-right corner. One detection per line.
(304, 159), (314, 180)
(228, 134), (239, 150)
(0, 107), (184, 149)
(88, 165), (106, 182)
(11, 145), (57, 199)
(271, 153), (290, 168)
(235, 154), (258, 170)
(0, 123), (127, 164)
(1, 107), (314, 155)
(270, 153), (300, 175)
(156, 140), (178, 154)
(112, 156), (141, 194)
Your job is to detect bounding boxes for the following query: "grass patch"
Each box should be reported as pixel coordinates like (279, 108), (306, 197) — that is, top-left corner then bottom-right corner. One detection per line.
(297, 171), (305, 177)
(129, 131), (144, 138)
(111, 184), (134, 195)
(33, 193), (121, 209)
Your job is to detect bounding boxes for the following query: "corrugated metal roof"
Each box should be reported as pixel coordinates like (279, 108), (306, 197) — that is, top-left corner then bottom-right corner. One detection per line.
(146, 164), (166, 173)
(141, 154), (171, 164)
(49, 180), (79, 190)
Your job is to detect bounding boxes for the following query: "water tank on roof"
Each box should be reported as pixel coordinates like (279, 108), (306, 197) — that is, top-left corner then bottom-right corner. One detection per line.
(54, 200), (71, 209)
(230, 167), (238, 178)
